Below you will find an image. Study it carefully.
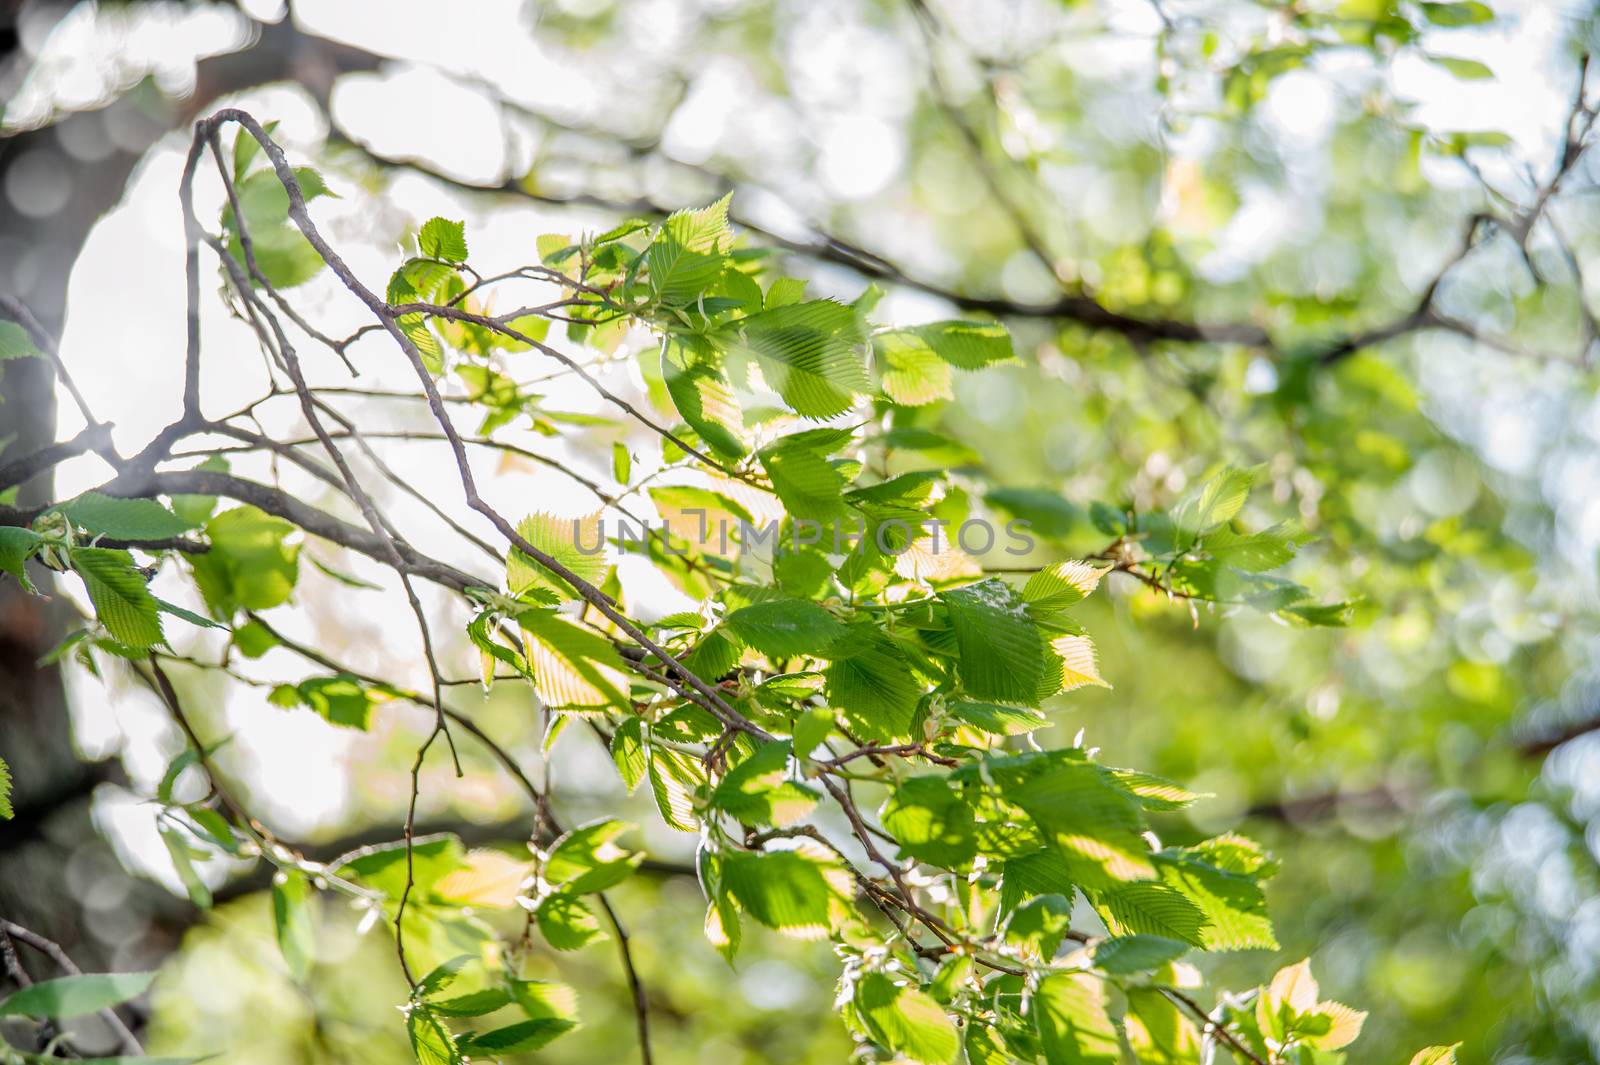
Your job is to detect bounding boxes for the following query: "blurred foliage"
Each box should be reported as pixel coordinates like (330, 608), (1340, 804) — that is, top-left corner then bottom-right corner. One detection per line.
(4, 0), (1600, 1063)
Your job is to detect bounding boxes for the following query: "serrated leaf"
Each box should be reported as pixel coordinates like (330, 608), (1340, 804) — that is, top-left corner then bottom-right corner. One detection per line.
(419, 217), (469, 263)
(663, 336), (747, 460)
(507, 513), (608, 599)
(1172, 467), (1253, 545)
(853, 971), (959, 1065)
(721, 843), (852, 938)
(1004, 893), (1074, 960)
(759, 436), (851, 521)
(948, 700), (1048, 735)
(611, 717), (647, 792)
(723, 598), (846, 658)
(878, 330), (954, 406)
(407, 1005), (463, 1065)
(535, 893), (605, 950)
(1033, 971), (1120, 1065)
(0, 755), (11, 820)
(544, 818), (642, 894)
(1409, 1045), (1462, 1065)
(519, 611), (630, 711)
(71, 546), (163, 648)
(1043, 634), (1110, 695)
(1092, 934), (1189, 975)
(1096, 881), (1210, 946)
(456, 1018), (576, 1055)
(428, 988), (512, 1017)
(338, 835), (467, 901)
(881, 776), (977, 867)
(1156, 852), (1277, 951)
(61, 493), (196, 540)
(649, 745), (702, 831)
(732, 300), (868, 418)
(1110, 769), (1206, 811)
(711, 741), (819, 827)
(824, 640), (921, 742)
(940, 578), (1047, 703)
(1023, 561), (1106, 611)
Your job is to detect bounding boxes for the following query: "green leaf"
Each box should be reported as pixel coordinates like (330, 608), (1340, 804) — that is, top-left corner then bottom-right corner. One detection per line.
(721, 844), (852, 938)
(1427, 54), (1493, 79)
(71, 547), (163, 649)
(648, 745), (703, 831)
(790, 704), (835, 757)
(939, 579), (1047, 703)
(881, 776), (977, 867)
(417, 956), (472, 998)
(60, 493), (195, 541)
(1153, 852), (1277, 951)
(190, 506), (300, 616)
(985, 487), (1078, 539)
(0, 755), (11, 820)
(881, 427), (981, 467)
(0, 319), (43, 360)
(519, 611), (631, 711)
(731, 300), (869, 418)
(0, 971), (155, 1019)
(1005, 894), (1075, 959)
(853, 971), (959, 1065)
(428, 988), (512, 1017)
(456, 1018), (577, 1056)
(1095, 881), (1209, 946)
(1023, 561), (1105, 611)
(419, 217), (469, 263)
(272, 869), (315, 982)
(508, 977), (579, 1022)
(0, 526), (42, 592)
(507, 513), (608, 599)
(1033, 971), (1120, 1065)
(662, 336), (747, 459)
(232, 619), (279, 658)
(1408, 1045), (1463, 1065)
(159, 823), (212, 908)
(878, 330), (954, 406)
(1420, 1), (1493, 25)
(1111, 769), (1206, 811)
(886, 319), (1014, 369)
(1202, 525), (1299, 572)
(723, 598), (846, 658)
(338, 835), (466, 900)
(544, 818), (642, 894)
(610, 717), (647, 792)
(824, 639), (921, 741)
(407, 1004), (463, 1065)
(1092, 934), (1189, 975)
(759, 434), (852, 521)
(647, 196), (732, 304)
(710, 741), (819, 827)
(535, 893), (605, 950)
(1172, 467), (1253, 546)
(948, 700), (1048, 735)
(293, 675), (387, 729)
